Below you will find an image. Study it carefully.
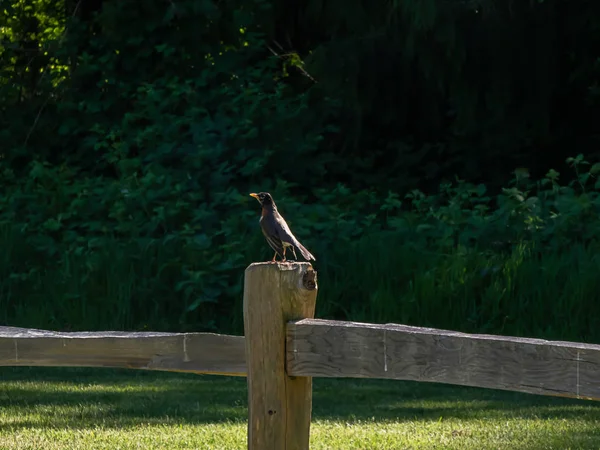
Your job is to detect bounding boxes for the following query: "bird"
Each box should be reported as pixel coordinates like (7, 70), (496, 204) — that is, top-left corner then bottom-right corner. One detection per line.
(249, 192), (315, 263)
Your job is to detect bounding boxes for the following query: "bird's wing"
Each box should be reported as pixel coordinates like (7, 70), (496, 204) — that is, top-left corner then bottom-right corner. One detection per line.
(273, 211), (316, 261)
(260, 214), (285, 255)
(272, 211), (299, 245)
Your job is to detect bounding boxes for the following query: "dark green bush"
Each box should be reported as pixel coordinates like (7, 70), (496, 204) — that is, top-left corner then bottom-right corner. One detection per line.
(2, 154), (600, 345)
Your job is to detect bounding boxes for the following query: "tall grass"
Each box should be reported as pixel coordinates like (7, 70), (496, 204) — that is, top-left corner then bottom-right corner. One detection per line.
(319, 233), (600, 342)
(2, 223), (600, 344)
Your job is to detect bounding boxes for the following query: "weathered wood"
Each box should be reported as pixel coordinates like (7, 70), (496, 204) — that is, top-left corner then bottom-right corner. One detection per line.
(0, 326), (246, 376)
(287, 319), (600, 401)
(244, 262), (318, 450)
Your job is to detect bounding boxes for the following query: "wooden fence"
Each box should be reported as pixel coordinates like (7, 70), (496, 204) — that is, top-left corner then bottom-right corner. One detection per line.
(2, 261), (600, 449)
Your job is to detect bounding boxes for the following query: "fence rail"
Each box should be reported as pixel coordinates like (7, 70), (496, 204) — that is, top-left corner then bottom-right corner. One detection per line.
(0, 326), (246, 376)
(287, 318), (600, 401)
(1, 261), (599, 449)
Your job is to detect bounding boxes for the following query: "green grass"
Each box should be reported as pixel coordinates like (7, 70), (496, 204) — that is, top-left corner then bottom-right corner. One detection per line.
(1, 368), (600, 449)
(317, 236), (600, 343)
(4, 224), (600, 346)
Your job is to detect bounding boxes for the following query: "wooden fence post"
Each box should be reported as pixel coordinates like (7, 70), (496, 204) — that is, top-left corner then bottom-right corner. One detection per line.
(243, 261), (318, 450)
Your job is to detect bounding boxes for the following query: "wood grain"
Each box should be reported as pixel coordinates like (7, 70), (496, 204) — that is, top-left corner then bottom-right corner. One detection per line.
(0, 326), (246, 376)
(243, 262), (317, 450)
(287, 319), (600, 401)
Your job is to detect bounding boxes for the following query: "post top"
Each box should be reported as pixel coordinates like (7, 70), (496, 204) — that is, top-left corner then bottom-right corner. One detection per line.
(246, 261), (314, 271)
(245, 261), (318, 291)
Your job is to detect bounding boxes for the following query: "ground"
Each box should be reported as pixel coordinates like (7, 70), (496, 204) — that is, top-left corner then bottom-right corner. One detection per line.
(0, 367), (599, 449)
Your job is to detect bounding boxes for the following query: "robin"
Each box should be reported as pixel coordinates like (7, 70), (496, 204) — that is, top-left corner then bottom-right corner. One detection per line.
(249, 192), (315, 262)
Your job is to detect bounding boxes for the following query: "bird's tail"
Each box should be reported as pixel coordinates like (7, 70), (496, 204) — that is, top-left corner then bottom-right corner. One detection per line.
(295, 241), (316, 261)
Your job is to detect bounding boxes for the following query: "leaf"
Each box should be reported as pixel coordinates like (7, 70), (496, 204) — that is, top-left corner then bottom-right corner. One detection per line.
(186, 296), (218, 312)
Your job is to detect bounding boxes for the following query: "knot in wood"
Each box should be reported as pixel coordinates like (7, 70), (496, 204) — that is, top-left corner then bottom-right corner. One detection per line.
(302, 268), (317, 290)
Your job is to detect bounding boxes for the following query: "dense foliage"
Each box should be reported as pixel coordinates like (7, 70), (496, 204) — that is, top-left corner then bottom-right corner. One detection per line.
(1, 0), (600, 341)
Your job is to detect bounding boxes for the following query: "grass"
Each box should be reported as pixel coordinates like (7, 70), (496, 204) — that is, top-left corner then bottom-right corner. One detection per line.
(317, 236), (600, 343)
(4, 224), (600, 346)
(1, 368), (600, 449)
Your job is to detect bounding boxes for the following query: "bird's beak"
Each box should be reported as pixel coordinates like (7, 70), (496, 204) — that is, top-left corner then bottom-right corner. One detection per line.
(249, 193), (259, 200)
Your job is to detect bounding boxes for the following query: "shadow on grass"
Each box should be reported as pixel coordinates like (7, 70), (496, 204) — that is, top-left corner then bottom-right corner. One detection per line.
(1, 367), (599, 431)
(313, 377), (600, 421)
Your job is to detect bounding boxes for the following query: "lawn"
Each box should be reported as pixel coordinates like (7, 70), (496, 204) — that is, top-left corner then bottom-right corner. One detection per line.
(0, 367), (599, 449)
